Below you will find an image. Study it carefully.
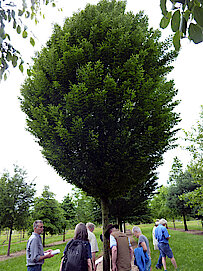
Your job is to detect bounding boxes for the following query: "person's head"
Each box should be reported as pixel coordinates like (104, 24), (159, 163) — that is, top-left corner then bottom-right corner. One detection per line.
(132, 226), (142, 238)
(159, 218), (167, 227)
(104, 224), (119, 239)
(33, 220), (43, 235)
(155, 219), (160, 227)
(86, 222), (95, 232)
(74, 223), (88, 241)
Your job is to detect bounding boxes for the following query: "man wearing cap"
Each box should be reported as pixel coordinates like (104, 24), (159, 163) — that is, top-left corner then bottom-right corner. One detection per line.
(155, 218), (178, 271)
(105, 224), (133, 271)
(152, 220), (162, 269)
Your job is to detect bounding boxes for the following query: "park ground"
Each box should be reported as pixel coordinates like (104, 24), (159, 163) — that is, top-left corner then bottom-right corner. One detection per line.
(0, 221), (202, 270)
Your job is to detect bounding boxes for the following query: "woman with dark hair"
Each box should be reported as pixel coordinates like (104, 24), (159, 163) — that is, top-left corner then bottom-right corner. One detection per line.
(59, 223), (92, 271)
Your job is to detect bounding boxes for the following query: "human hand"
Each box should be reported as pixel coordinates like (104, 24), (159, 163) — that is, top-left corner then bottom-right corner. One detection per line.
(45, 249), (53, 253)
(44, 250), (54, 258)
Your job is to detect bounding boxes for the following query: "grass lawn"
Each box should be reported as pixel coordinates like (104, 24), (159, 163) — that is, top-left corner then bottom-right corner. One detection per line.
(0, 230), (75, 256)
(0, 222), (202, 271)
(167, 219), (203, 231)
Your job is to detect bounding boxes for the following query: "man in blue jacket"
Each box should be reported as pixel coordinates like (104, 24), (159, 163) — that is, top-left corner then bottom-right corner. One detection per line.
(155, 219), (178, 271)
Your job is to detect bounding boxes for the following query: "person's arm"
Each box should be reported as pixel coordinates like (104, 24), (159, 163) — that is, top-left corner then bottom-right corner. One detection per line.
(87, 258), (93, 271)
(130, 246), (134, 260)
(111, 246), (118, 271)
(59, 257), (64, 271)
(29, 238), (53, 263)
(163, 227), (170, 240)
(140, 241), (147, 252)
(38, 252), (53, 261)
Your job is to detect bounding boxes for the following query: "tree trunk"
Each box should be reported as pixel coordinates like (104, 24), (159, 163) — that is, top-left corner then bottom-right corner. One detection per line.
(7, 227), (12, 256)
(63, 227), (66, 242)
(118, 218), (122, 232)
(43, 229), (46, 247)
(183, 213), (188, 231)
(172, 217), (176, 229)
(123, 221), (126, 233)
(6, 228), (9, 241)
(101, 197), (110, 271)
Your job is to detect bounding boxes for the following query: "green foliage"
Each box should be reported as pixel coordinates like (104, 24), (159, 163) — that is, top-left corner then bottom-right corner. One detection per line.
(110, 174), (159, 224)
(0, 165), (35, 230)
(0, 165), (35, 255)
(61, 194), (76, 229)
(183, 106), (203, 216)
(167, 157), (199, 230)
(150, 186), (171, 219)
(20, 1), (180, 268)
(71, 188), (102, 225)
(32, 186), (64, 246)
(20, 0), (180, 202)
(0, 0), (57, 80)
(160, 0), (203, 50)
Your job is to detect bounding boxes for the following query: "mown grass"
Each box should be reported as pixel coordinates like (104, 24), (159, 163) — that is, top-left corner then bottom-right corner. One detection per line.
(167, 219), (202, 231)
(0, 222), (202, 271)
(0, 230), (75, 256)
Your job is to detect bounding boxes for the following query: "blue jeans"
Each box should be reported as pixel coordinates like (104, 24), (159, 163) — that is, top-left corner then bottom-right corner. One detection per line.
(27, 265), (42, 271)
(145, 257), (151, 271)
(156, 252), (163, 268)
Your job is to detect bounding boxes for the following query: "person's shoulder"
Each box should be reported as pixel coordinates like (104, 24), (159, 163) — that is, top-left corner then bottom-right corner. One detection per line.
(140, 234), (148, 241)
(88, 230), (95, 237)
(30, 232), (39, 240)
(65, 239), (74, 248)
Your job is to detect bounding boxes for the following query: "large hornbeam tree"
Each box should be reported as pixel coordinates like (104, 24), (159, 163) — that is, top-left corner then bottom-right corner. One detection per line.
(20, 0), (180, 269)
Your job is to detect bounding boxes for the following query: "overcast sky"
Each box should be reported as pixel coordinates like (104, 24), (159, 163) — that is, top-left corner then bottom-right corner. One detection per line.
(0, 0), (202, 201)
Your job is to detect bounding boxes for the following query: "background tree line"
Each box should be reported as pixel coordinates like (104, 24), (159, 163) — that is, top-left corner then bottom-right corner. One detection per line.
(151, 106), (203, 230)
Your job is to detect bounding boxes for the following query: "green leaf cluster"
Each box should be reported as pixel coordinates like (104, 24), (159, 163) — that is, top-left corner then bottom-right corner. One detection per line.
(20, 0), (180, 202)
(0, 165), (35, 254)
(183, 106), (203, 216)
(167, 157), (199, 230)
(0, 165), (36, 230)
(0, 0), (57, 80)
(160, 0), (203, 50)
(110, 174), (159, 224)
(32, 186), (65, 246)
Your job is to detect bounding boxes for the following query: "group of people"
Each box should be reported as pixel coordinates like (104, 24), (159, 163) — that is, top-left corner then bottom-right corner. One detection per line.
(26, 219), (178, 271)
(26, 220), (99, 271)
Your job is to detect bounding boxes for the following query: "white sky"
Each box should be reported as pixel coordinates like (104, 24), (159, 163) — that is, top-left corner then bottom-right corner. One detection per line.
(0, 0), (202, 201)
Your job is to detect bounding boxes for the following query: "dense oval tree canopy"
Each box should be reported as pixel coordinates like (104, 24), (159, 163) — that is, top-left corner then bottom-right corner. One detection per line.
(20, 1), (180, 269)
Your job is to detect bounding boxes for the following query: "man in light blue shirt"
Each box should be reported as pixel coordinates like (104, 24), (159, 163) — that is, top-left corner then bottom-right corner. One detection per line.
(155, 219), (178, 271)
